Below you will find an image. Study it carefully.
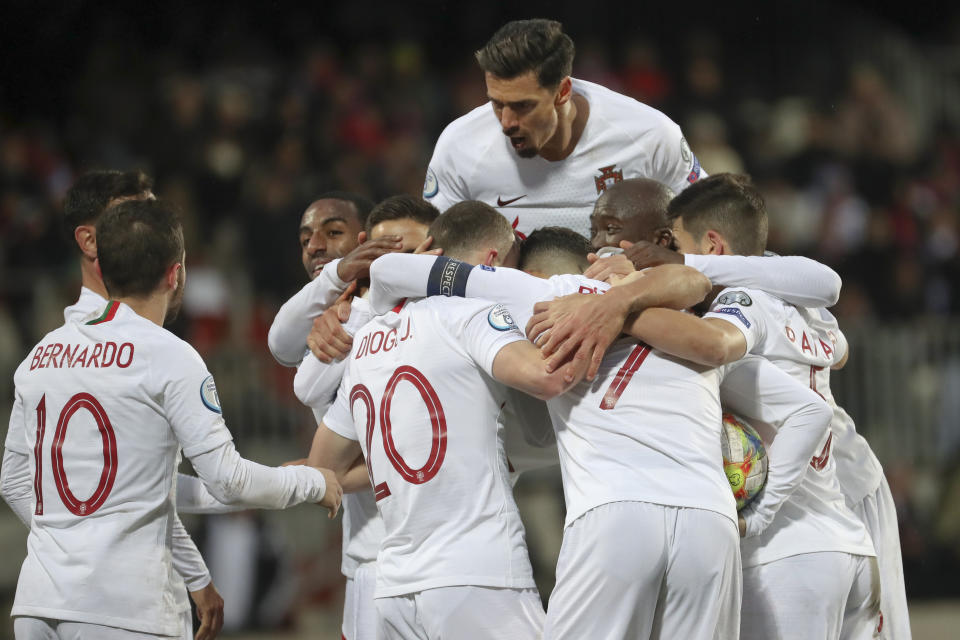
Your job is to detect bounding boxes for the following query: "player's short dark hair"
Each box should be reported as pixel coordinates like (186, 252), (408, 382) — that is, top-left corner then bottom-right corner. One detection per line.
(96, 199), (185, 298)
(366, 195), (439, 233)
(314, 191), (375, 228)
(520, 226), (592, 273)
(427, 201), (515, 261)
(475, 19), (575, 89)
(667, 174), (768, 256)
(64, 169), (154, 240)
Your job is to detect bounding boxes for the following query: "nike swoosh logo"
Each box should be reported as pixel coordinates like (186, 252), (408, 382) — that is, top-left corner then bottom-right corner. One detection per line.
(497, 195), (526, 207)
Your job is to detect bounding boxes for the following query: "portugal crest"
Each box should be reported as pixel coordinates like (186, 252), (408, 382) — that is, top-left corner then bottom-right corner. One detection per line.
(594, 165), (623, 194)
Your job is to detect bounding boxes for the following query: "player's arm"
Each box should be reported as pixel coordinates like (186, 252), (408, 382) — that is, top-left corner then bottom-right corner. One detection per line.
(308, 382), (368, 493)
(1, 392), (32, 527)
(649, 116), (706, 194)
(368, 253), (554, 326)
(422, 128), (469, 211)
(176, 473), (245, 515)
(529, 265), (713, 377)
(622, 312), (747, 367)
(492, 340), (578, 401)
(720, 356), (832, 538)
(169, 516), (225, 640)
(683, 253), (841, 308)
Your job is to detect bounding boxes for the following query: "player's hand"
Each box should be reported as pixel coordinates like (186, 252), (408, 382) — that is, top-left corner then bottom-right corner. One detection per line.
(583, 253), (635, 283)
(621, 240), (683, 270)
(316, 467), (343, 518)
(527, 290), (631, 381)
(414, 235), (443, 256)
(337, 234), (404, 282)
(307, 287), (355, 363)
(189, 582), (224, 640)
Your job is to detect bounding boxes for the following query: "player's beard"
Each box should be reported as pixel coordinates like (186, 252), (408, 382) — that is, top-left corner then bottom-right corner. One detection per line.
(164, 268), (185, 325)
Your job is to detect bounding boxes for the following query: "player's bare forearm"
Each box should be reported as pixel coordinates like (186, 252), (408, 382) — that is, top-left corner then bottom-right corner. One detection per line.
(307, 422), (362, 477)
(493, 340), (581, 400)
(340, 456), (373, 493)
(613, 264), (711, 313)
(623, 310), (746, 367)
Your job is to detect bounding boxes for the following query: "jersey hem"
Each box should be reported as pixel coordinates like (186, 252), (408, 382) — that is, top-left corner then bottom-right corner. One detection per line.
(742, 543), (877, 568)
(11, 605), (180, 637)
(565, 497), (737, 529)
(374, 575), (535, 598)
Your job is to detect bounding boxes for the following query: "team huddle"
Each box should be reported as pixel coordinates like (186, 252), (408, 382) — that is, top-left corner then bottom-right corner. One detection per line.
(1, 18), (909, 640)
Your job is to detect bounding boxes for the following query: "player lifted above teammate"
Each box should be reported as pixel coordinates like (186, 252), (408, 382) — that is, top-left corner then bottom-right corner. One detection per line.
(424, 19), (704, 238)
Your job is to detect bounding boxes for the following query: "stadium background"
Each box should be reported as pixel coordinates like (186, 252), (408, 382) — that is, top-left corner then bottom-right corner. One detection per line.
(2, 0), (959, 637)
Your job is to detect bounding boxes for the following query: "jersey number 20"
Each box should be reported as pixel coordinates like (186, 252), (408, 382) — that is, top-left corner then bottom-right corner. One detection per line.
(349, 366), (447, 502)
(33, 393), (118, 517)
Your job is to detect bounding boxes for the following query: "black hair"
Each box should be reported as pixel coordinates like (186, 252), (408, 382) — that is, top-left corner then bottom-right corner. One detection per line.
(427, 201), (515, 260)
(520, 226), (592, 273)
(475, 19), (575, 89)
(64, 169), (154, 243)
(667, 173), (768, 256)
(366, 195), (439, 233)
(314, 191), (375, 228)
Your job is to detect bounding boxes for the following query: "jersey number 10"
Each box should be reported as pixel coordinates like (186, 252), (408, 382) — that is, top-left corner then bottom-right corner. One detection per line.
(349, 365), (448, 502)
(33, 393), (118, 517)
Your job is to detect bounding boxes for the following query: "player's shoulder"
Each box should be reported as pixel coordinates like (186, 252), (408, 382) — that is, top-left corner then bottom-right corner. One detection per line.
(547, 273), (608, 296)
(575, 78), (679, 138)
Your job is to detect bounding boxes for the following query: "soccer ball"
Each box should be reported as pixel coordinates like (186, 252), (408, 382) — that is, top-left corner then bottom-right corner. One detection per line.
(721, 413), (768, 510)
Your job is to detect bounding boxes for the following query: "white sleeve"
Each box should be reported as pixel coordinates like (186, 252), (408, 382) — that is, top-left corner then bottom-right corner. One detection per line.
(294, 356), (349, 412)
(451, 301), (528, 376)
(684, 254), (841, 308)
(703, 288), (767, 354)
(368, 254), (557, 328)
(267, 258), (350, 367)
(322, 380), (358, 442)
(175, 473), (244, 515)
(720, 356), (832, 538)
(422, 128), (469, 211)
(649, 117), (706, 195)
(170, 515), (212, 591)
(4, 392), (27, 455)
(189, 441), (327, 508)
(1, 448), (33, 527)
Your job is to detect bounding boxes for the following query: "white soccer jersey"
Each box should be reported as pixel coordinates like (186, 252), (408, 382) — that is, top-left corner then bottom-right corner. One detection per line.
(6, 302), (324, 636)
(705, 288), (876, 566)
(323, 296), (536, 598)
(804, 308), (884, 503)
(423, 78), (704, 239)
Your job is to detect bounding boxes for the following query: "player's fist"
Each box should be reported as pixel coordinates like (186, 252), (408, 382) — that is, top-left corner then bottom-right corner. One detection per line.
(189, 582), (224, 640)
(316, 467), (343, 518)
(583, 253), (635, 283)
(621, 240), (683, 270)
(307, 295), (354, 363)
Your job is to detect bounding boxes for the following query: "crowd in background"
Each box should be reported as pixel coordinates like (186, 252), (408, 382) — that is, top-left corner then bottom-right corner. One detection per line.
(2, 1), (960, 625)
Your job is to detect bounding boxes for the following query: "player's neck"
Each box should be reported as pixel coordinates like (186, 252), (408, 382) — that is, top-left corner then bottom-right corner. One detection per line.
(79, 259), (109, 299)
(540, 93), (589, 162)
(116, 294), (168, 327)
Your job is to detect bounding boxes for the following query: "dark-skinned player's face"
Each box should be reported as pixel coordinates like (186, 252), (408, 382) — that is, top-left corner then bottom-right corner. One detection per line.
(590, 202), (655, 250)
(486, 71), (562, 159)
(300, 200), (363, 280)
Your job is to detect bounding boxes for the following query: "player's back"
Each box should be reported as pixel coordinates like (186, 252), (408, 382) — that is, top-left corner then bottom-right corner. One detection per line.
(341, 296), (534, 597)
(545, 332), (736, 529)
(706, 288), (875, 566)
(11, 302), (211, 635)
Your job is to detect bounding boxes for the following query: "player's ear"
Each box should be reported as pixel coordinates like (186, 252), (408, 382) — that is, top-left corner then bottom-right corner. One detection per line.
(704, 230), (726, 255)
(554, 77), (573, 106)
(483, 249), (499, 267)
(357, 230), (367, 245)
(654, 228), (673, 248)
(75, 225), (97, 260)
(165, 262), (182, 291)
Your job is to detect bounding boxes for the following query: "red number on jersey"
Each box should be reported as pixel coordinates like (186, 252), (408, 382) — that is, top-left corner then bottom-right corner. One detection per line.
(34, 393), (119, 516)
(600, 344), (652, 410)
(349, 366), (448, 500)
(808, 365), (833, 470)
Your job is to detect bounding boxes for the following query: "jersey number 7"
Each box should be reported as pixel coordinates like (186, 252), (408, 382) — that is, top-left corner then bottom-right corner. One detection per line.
(33, 393), (119, 516)
(600, 344), (652, 410)
(350, 366), (448, 501)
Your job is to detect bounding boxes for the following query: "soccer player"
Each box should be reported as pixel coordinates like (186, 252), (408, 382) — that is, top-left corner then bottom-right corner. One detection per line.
(542, 175), (881, 639)
(308, 201), (585, 639)
(668, 174), (888, 639)
(2, 199), (340, 639)
(423, 19), (705, 239)
(340, 203), (832, 639)
(291, 194), (439, 640)
(0, 169), (223, 640)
